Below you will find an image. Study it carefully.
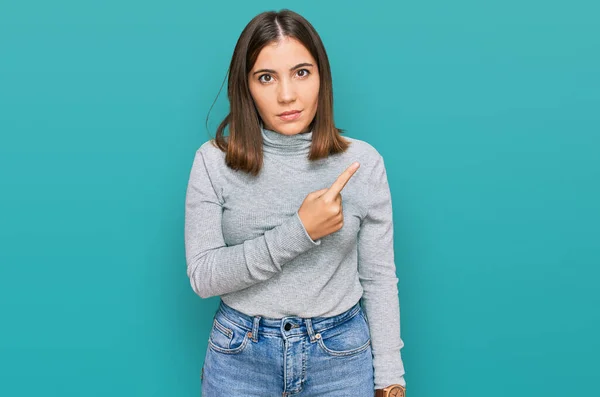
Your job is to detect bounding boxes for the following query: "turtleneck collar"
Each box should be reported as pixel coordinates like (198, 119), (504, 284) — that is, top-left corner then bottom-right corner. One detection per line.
(261, 122), (313, 155)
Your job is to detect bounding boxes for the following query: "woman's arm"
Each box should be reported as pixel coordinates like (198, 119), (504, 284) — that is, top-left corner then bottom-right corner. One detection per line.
(184, 149), (321, 298)
(357, 153), (407, 390)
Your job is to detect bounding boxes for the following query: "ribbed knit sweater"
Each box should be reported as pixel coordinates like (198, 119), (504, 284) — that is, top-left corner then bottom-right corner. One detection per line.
(184, 125), (406, 389)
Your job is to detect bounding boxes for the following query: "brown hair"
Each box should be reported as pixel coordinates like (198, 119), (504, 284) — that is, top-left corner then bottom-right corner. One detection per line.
(207, 9), (350, 176)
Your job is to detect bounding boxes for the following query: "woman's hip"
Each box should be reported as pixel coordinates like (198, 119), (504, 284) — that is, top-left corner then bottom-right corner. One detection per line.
(201, 299), (374, 396)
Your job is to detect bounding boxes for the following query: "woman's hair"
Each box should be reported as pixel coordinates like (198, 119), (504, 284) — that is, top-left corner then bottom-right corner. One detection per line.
(209, 9), (350, 176)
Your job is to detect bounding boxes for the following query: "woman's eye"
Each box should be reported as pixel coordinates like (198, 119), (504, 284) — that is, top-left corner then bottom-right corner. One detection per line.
(258, 74), (272, 83)
(258, 69), (310, 84)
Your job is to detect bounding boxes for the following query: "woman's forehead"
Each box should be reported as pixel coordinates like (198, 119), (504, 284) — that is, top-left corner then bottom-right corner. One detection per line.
(252, 38), (315, 70)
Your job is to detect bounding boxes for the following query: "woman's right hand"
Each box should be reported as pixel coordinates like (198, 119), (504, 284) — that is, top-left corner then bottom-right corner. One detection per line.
(297, 162), (360, 241)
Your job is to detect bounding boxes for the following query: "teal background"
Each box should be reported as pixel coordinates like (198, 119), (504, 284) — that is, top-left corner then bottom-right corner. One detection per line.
(1, 0), (598, 396)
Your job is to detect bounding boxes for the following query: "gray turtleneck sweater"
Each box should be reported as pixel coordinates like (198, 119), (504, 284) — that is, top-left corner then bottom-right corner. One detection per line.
(184, 126), (406, 389)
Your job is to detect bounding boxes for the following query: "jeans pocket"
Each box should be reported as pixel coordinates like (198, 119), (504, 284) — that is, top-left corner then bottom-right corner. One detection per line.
(208, 316), (250, 355)
(316, 309), (371, 357)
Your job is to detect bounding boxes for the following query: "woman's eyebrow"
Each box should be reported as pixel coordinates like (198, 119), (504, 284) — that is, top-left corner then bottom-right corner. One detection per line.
(252, 62), (314, 75)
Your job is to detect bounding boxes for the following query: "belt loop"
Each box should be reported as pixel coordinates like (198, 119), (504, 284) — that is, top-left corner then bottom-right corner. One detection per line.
(252, 316), (260, 342)
(305, 318), (317, 342)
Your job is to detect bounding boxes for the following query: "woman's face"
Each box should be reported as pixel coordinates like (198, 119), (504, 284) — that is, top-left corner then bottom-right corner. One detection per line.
(248, 36), (320, 136)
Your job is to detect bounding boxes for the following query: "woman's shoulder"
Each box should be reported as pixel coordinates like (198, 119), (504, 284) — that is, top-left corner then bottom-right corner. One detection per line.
(339, 135), (384, 166)
(196, 139), (226, 160)
(189, 140), (229, 181)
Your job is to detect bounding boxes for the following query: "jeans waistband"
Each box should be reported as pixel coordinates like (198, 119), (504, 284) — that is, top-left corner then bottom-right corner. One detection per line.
(215, 299), (364, 339)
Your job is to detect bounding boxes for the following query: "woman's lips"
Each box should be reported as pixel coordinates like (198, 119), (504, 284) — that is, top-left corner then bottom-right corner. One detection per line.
(278, 110), (302, 121)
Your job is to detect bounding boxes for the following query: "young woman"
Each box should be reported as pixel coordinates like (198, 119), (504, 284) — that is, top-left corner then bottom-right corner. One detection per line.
(184, 9), (407, 397)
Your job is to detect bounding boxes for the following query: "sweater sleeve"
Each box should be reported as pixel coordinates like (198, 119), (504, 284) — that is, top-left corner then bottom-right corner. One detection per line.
(357, 154), (407, 390)
(184, 148), (321, 299)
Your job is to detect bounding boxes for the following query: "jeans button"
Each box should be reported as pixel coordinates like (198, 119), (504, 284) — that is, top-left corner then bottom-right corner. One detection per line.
(284, 322), (292, 331)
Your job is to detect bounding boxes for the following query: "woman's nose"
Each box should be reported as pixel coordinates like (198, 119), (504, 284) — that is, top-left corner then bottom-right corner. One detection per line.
(277, 79), (296, 103)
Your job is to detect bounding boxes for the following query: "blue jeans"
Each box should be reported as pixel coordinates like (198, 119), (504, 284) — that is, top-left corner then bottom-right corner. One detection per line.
(201, 299), (375, 396)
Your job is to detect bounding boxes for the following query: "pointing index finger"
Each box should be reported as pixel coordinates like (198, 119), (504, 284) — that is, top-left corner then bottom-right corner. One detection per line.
(323, 162), (360, 200)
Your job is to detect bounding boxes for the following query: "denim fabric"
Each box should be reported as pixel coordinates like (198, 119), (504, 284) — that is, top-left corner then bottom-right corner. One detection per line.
(201, 299), (375, 396)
